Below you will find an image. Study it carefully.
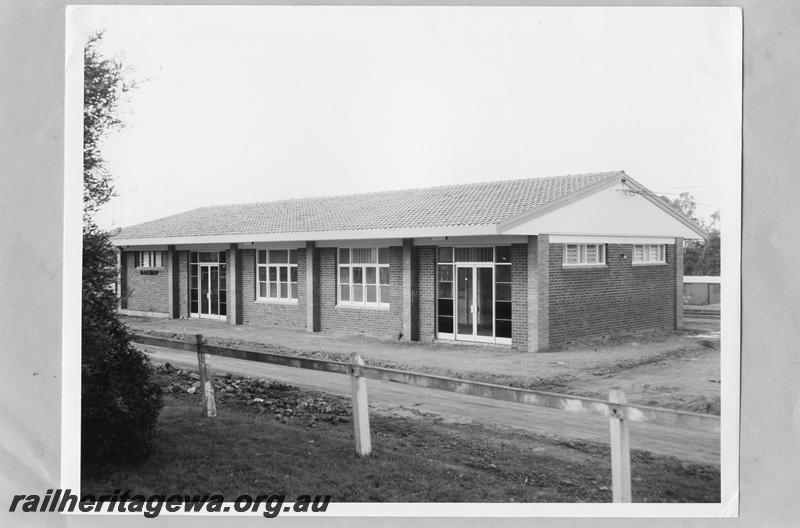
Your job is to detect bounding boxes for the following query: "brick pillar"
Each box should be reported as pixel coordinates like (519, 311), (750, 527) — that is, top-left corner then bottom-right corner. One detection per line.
(306, 242), (319, 332)
(402, 238), (415, 340)
(117, 248), (126, 310)
(527, 235), (550, 352)
(228, 244), (240, 325)
(510, 244), (528, 352)
(414, 246), (436, 342)
(675, 237), (684, 329)
(537, 235), (550, 349)
(167, 245), (178, 319)
(178, 251), (189, 319)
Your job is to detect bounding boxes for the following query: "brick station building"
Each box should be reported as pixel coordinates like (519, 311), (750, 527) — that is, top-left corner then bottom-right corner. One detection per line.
(111, 171), (706, 352)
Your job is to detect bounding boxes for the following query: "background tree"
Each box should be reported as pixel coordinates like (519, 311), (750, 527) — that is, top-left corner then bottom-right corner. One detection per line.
(660, 193), (721, 276)
(664, 192), (698, 221)
(82, 33), (162, 471)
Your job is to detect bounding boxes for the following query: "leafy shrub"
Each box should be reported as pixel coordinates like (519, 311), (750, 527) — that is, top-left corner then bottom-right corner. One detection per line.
(81, 225), (163, 470)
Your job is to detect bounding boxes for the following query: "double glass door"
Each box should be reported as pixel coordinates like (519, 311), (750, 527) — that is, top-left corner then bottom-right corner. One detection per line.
(190, 252), (227, 319)
(456, 265), (494, 342)
(199, 265), (221, 317)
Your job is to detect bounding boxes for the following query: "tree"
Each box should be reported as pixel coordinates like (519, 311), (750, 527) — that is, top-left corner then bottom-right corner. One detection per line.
(664, 192), (698, 222)
(660, 193), (721, 276)
(82, 33), (162, 470)
(83, 33), (135, 220)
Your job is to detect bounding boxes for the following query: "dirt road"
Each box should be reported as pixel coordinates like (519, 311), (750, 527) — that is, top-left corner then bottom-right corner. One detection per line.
(139, 344), (719, 467)
(126, 316), (721, 412)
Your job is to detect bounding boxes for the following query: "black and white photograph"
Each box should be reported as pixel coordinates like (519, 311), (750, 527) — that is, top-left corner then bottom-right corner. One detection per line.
(67, 3), (741, 518)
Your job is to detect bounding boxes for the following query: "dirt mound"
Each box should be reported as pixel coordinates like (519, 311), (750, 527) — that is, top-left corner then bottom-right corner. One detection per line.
(156, 365), (351, 425)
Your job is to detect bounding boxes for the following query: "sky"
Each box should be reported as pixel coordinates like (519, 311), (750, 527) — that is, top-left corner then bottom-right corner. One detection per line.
(69, 6), (741, 230)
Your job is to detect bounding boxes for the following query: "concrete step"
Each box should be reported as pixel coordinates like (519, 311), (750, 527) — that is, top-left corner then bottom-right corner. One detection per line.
(684, 308), (721, 319)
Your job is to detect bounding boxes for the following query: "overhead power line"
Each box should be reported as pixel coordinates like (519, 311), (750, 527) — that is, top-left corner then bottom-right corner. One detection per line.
(617, 188), (719, 208)
(654, 185), (721, 190)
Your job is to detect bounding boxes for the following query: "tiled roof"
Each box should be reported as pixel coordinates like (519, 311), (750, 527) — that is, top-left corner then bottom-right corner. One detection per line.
(114, 171), (623, 240)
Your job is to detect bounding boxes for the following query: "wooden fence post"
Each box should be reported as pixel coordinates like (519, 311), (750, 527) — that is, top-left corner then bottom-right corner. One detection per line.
(350, 353), (371, 456)
(195, 334), (217, 418)
(609, 387), (631, 503)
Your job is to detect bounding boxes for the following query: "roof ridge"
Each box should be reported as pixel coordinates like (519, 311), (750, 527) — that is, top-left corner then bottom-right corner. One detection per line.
(197, 170), (625, 210)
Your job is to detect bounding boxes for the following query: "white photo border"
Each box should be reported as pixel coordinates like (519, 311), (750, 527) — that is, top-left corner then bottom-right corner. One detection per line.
(62, 4), (742, 517)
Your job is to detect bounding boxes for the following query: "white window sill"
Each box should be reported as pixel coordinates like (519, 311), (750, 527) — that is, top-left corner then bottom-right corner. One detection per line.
(255, 298), (299, 305)
(632, 262), (667, 266)
(562, 264), (607, 269)
(336, 303), (390, 311)
(136, 267), (164, 271)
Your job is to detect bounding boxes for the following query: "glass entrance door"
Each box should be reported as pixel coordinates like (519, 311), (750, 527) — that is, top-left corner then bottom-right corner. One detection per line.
(190, 251), (227, 320)
(198, 264), (220, 317)
(475, 267), (494, 338)
(456, 267), (473, 337)
(200, 265), (210, 315)
(455, 265), (494, 342)
(199, 264), (221, 317)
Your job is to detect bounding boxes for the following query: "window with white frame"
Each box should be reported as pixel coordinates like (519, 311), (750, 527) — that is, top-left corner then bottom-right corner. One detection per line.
(134, 251), (163, 268)
(633, 244), (666, 264)
(257, 249), (298, 301)
(563, 244), (606, 266)
(338, 247), (390, 307)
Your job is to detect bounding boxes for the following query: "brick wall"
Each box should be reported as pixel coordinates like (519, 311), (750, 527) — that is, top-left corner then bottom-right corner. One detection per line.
(548, 243), (677, 346)
(177, 250), (189, 318)
(228, 248), (242, 324)
(318, 246), (404, 339)
(510, 244), (528, 351)
(310, 245), (321, 332)
(238, 248), (307, 329)
(123, 251), (170, 314)
(122, 242), (677, 349)
(415, 245), (436, 342)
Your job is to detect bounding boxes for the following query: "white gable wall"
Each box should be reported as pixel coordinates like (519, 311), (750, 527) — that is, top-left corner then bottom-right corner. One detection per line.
(500, 185), (703, 239)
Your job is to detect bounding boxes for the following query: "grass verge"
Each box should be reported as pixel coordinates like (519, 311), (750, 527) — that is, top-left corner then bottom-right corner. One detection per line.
(82, 369), (720, 503)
